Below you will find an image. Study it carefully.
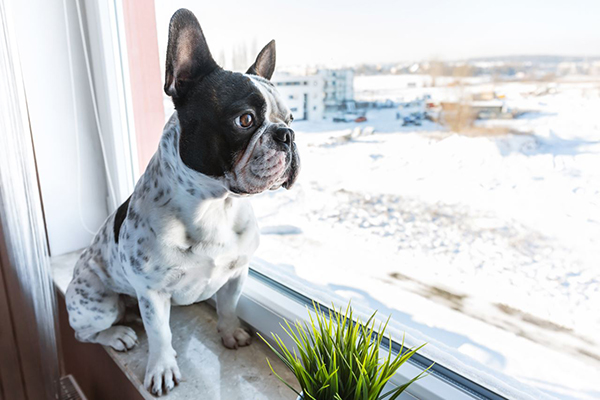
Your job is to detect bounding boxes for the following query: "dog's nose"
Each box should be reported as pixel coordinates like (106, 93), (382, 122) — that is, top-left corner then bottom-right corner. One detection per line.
(273, 127), (294, 145)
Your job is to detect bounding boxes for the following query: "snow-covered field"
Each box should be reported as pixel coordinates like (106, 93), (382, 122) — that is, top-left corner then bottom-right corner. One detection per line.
(252, 76), (600, 399)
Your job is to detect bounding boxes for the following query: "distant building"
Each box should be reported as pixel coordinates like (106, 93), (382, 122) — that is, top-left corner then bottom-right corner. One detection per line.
(272, 68), (355, 121)
(318, 69), (354, 113)
(272, 74), (325, 121)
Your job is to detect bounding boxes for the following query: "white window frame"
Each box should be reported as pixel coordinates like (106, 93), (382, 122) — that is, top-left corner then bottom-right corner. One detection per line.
(82, 0), (139, 206)
(238, 261), (505, 400)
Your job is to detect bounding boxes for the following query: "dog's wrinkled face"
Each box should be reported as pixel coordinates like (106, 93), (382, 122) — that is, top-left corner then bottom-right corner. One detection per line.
(164, 9), (299, 194)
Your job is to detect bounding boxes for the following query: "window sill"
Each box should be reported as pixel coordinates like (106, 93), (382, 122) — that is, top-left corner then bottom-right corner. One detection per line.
(51, 251), (298, 400)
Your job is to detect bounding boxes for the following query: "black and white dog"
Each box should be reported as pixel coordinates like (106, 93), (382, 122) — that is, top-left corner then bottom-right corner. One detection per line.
(65, 8), (299, 396)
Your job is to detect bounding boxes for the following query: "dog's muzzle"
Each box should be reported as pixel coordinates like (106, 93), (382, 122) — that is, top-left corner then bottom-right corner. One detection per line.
(228, 123), (300, 194)
(282, 141), (300, 189)
(270, 126), (299, 190)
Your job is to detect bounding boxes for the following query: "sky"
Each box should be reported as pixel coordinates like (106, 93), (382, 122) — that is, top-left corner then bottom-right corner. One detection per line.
(155, 0), (600, 68)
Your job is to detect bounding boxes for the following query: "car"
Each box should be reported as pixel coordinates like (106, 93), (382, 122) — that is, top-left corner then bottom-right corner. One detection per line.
(402, 116), (422, 126)
(333, 112), (366, 123)
(333, 113), (356, 122)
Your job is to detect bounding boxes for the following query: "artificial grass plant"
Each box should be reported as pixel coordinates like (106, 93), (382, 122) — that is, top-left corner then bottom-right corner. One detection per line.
(258, 302), (433, 400)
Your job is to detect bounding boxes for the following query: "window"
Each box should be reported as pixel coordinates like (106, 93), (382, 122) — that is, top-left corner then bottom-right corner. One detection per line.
(22, 1), (599, 399)
(153, 3), (599, 399)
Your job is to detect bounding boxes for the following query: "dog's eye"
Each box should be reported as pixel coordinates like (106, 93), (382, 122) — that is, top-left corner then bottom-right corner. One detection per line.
(235, 113), (254, 129)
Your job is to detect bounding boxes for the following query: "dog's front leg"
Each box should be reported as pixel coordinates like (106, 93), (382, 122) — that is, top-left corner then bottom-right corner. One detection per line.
(139, 291), (181, 396)
(216, 268), (252, 349)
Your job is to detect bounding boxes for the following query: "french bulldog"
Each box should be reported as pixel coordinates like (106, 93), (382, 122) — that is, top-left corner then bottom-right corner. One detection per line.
(65, 8), (299, 396)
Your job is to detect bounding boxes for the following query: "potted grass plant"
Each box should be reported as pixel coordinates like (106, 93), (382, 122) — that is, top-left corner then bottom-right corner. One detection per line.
(259, 302), (432, 400)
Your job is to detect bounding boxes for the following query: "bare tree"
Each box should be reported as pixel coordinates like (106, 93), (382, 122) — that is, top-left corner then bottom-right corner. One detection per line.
(429, 60), (444, 87)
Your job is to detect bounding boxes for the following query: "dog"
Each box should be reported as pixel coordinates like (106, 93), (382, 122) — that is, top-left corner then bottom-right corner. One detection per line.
(65, 8), (299, 396)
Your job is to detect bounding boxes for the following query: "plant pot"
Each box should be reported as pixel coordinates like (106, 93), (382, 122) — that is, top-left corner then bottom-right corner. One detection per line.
(297, 393), (303, 400)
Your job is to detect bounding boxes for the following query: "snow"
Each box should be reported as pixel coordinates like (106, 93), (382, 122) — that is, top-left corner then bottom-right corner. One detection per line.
(251, 76), (600, 399)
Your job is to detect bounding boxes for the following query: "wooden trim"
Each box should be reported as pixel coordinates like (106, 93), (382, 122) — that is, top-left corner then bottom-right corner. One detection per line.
(57, 291), (145, 400)
(0, 223), (27, 400)
(0, 218), (52, 400)
(121, 0), (165, 173)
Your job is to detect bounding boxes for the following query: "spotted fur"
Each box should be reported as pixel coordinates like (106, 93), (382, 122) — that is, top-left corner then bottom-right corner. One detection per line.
(66, 112), (261, 394)
(65, 8), (299, 397)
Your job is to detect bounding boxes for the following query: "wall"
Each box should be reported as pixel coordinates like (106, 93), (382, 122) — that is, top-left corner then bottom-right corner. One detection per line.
(12, 0), (110, 256)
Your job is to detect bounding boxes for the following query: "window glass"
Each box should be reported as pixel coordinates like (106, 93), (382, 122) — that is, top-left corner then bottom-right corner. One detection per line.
(154, 2), (600, 398)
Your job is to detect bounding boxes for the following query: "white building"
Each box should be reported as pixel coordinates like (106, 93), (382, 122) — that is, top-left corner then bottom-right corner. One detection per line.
(319, 69), (354, 113)
(272, 69), (355, 121)
(272, 74), (325, 121)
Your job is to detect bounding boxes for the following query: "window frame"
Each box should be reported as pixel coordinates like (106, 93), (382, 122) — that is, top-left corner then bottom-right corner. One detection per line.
(241, 261), (507, 400)
(78, 0), (140, 207)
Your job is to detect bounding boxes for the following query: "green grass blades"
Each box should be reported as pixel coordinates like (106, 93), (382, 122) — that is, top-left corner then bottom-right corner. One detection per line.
(259, 302), (432, 400)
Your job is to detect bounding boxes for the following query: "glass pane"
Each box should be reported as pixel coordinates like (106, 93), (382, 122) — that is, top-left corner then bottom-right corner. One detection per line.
(154, 2), (600, 399)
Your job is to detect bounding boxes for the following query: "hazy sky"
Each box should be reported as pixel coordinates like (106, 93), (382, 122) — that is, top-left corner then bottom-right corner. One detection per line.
(155, 0), (600, 68)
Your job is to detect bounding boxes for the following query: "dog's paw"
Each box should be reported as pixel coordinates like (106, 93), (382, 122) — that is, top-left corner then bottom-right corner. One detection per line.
(219, 327), (252, 349)
(98, 325), (138, 351)
(144, 353), (181, 396)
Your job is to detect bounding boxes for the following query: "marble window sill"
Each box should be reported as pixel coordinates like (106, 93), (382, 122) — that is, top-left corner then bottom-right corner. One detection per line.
(51, 251), (298, 400)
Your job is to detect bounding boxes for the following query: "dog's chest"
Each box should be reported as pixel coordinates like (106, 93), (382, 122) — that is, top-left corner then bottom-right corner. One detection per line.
(157, 198), (258, 305)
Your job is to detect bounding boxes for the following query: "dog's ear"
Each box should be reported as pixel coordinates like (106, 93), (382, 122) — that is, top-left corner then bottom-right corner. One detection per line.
(164, 9), (218, 98)
(246, 40), (276, 80)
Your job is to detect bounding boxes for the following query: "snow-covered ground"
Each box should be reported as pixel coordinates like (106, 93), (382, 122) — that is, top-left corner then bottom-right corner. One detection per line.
(251, 76), (600, 399)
